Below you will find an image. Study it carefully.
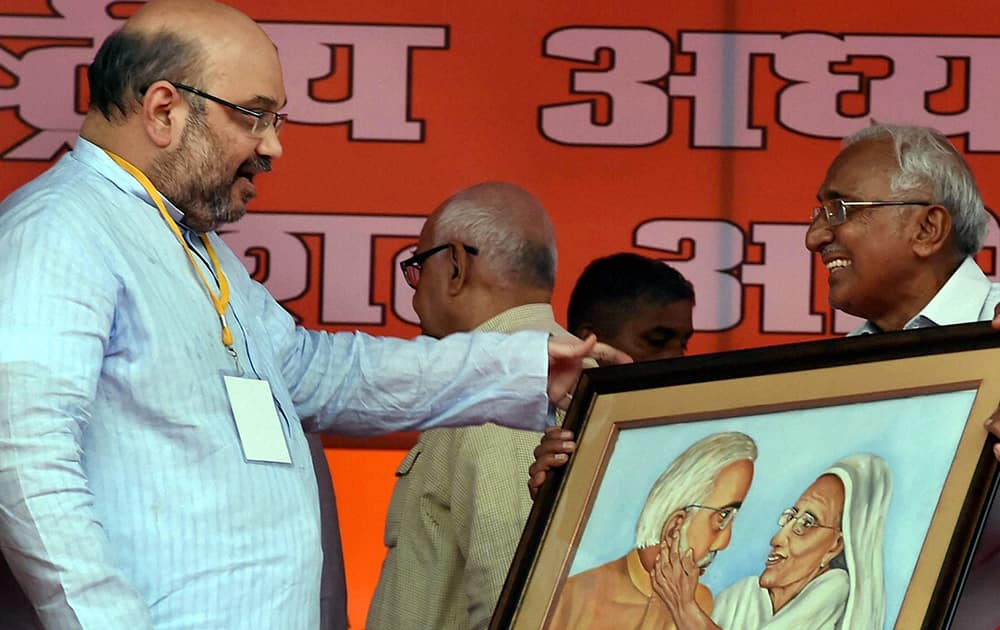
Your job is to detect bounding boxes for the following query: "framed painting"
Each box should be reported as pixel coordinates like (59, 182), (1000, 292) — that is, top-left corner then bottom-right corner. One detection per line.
(492, 322), (1000, 630)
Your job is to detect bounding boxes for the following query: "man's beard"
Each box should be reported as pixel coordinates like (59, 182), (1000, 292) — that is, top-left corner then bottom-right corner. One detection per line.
(148, 109), (270, 232)
(679, 519), (717, 571)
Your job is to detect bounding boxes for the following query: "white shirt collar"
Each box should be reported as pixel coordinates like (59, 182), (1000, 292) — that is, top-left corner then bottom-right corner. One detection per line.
(850, 257), (992, 335)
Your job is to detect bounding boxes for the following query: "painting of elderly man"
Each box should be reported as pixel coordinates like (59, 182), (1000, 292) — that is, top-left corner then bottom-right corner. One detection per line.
(550, 432), (757, 629)
(562, 389), (975, 630)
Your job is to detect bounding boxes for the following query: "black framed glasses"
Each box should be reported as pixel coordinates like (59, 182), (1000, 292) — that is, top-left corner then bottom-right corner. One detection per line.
(399, 243), (479, 288)
(169, 82), (287, 137)
(810, 199), (930, 227)
(777, 507), (840, 536)
(684, 503), (739, 531)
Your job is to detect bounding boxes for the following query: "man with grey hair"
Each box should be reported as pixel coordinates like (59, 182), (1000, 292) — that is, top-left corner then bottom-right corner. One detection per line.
(807, 123), (997, 335)
(368, 182), (573, 630)
(549, 432), (757, 629)
(807, 122), (1000, 625)
(531, 121), (1000, 622)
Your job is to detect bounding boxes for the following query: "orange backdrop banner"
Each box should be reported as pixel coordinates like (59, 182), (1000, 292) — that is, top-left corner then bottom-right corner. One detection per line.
(2, 1), (999, 625)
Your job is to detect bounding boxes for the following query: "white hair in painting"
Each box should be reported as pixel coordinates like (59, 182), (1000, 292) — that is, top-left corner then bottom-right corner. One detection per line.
(635, 432), (757, 548)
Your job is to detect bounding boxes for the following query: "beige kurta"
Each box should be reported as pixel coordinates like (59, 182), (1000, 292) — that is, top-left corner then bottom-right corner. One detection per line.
(549, 549), (713, 630)
(368, 304), (571, 630)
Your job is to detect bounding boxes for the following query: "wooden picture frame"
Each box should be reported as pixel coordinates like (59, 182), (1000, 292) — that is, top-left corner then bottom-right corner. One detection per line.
(493, 322), (1000, 630)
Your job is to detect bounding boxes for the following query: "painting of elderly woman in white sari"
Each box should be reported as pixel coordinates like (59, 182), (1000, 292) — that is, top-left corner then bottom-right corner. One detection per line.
(653, 454), (891, 629)
(568, 389), (974, 630)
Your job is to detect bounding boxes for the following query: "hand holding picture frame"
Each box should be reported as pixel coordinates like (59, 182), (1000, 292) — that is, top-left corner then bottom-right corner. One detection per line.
(493, 322), (1000, 630)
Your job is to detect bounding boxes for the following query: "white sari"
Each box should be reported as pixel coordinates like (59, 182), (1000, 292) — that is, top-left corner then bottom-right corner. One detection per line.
(712, 454), (892, 629)
(712, 569), (848, 629)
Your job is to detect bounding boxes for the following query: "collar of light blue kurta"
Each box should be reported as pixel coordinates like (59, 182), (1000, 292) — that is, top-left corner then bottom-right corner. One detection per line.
(849, 256), (992, 335)
(71, 135), (187, 225)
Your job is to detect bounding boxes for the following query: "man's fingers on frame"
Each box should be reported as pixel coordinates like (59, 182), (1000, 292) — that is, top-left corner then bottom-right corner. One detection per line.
(528, 458), (549, 475)
(534, 454), (567, 473)
(531, 445), (552, 468)
(541, 427), (574, 443)
(528, 473), (544, 489)
(538, 440), (572, 458)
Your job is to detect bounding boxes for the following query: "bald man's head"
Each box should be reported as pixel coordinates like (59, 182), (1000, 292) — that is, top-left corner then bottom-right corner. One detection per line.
(124, 0), (254, 32)
(427, 182), (558, 291)
(84, 0), (286, 232)
(410, 182), (558, 337)
(89, 0), (280, 121)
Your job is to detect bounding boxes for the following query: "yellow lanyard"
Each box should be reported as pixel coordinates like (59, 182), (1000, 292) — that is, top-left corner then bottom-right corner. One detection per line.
(104, 150), (239, 366)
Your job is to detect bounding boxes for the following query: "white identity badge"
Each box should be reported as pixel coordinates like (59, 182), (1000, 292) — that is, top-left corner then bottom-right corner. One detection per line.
(223, 375), (292, 464)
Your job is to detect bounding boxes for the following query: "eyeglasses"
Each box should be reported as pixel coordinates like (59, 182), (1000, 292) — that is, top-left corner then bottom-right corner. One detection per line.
(399, 243), (479, 288)
(810, 199), (930, 227)
(777, 508), (840, 536)
(170, 82), (287, 137)
(684, 504), (739, 531)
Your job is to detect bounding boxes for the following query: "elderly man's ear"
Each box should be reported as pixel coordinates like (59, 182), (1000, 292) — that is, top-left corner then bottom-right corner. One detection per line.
(659, 510), (687, 543)
(446, 240), (471, 294)
(910, 204), (951, 259)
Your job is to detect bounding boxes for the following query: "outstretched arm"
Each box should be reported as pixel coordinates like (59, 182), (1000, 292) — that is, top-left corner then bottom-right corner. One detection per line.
(545, 334), (630, 410)
(253, 269), (631, 436)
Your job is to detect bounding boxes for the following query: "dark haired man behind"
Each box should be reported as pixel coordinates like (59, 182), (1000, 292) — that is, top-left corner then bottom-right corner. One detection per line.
(528, 254), (695, 497)
(568, 253), (695, 363)
(0, 2), (623, 628)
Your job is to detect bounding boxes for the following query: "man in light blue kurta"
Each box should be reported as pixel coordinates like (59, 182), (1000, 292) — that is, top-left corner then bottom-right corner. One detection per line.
(0, 2), (616, 628)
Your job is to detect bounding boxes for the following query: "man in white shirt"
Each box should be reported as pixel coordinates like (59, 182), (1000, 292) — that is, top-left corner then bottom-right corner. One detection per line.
(807, 123), (999, 626)
(532, 123), (1000, 625)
